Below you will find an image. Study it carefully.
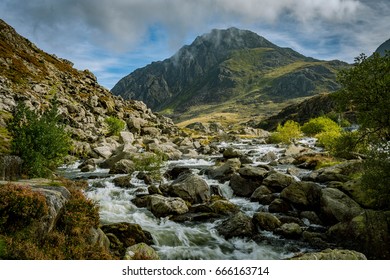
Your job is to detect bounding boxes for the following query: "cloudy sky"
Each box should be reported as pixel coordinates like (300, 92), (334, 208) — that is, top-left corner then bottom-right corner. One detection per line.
(0, 0), (389, 89)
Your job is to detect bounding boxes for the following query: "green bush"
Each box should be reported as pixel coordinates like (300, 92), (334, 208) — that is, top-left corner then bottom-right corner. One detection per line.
(7, 99), (71, 178)
(105, 116), (125, 136)
(269, 120), (301, 144)
(316, 130), (342, 151)
(302, 116), (341, 136)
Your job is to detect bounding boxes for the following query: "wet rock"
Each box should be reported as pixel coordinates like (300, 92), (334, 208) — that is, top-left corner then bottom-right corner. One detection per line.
(147, 194), (189, 218)
(164, 166), (191, 180)
(131, 195), (150, 208)
(238, 165), (268, 179)
(113, 175), (135, 188)
(207, 158), (241, 182)
(101, 222), (154, 248)
(262, 171), (294, 192)
(166, 173), (210, 204)
(148, 185), (162, 195)
(223, 147), (243, 159)
(280, 181), (321, 210)
(210, 185), (224, 197)
(137, 171), (153, 185)
(209, 200), (240, 216)
(217, 212), (256, 239)
(230, 173), (262, 197)
(300, 211), (323, 225)
(252, 212), (282, 231)
(250, 185), (276, 204)
(268, 198), (292, 213)
(320, 187), (363, 224)
(275, 222), (302, 239)
(290, 249), (367, 260)
(124, 243), (160, 260)
(260, 151), (278, 162)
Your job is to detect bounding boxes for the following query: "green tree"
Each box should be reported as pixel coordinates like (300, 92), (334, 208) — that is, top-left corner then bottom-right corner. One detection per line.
(335, 52), (390, 209)
(336, 52), (390, 142)
(7, 98), (71, 178)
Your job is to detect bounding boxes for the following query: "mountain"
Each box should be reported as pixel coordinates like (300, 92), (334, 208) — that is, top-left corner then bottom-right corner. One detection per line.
(0, 19), (179, 156)
(112, 27), (348, 122)
(375, 38), (390, 56)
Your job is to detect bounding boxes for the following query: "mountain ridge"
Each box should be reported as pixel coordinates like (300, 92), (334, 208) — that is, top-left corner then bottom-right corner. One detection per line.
(111, 27), (348, 122)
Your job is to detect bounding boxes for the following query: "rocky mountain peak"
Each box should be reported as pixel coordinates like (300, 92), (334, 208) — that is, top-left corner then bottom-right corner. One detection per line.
(375, 38), (390, 56)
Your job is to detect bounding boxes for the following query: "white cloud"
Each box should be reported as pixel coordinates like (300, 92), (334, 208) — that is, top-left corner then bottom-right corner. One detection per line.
(0, 0), (388, 88)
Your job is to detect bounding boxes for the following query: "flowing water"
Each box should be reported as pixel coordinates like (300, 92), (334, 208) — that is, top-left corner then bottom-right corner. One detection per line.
(60, 139), (319, 259)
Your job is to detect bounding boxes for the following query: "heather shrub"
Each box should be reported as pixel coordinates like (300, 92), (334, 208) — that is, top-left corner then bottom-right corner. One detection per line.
(0, 184), (48, 233)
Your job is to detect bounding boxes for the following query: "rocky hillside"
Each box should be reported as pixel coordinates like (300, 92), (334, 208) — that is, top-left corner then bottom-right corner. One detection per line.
(111, 27), (348, 122)
(0, 19), (181, 160)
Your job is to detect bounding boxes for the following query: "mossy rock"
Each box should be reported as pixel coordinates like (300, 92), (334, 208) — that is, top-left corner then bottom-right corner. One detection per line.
(340, 179), (381, 210)
(291, 249), (367, 260)
(124, 243), (160, 260)
(209, 200), (240, 216)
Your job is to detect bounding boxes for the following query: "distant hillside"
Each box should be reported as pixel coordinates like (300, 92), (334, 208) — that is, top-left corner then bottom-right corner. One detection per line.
(112, 27), (348, 122)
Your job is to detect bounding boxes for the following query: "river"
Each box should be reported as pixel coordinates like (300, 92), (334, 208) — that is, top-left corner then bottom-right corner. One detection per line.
(60, 138), (319, 259)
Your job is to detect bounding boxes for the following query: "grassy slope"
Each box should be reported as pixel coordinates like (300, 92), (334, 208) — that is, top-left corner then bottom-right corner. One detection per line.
(170, 48), (335, 127)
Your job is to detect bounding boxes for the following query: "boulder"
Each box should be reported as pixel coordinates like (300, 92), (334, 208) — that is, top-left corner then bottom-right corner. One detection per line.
(207, 158), (241, 182)
(290, 249), (367, 260)
(109, 159), (135, 174)
(123, 243), (160, 260)
(320, 187), (364, 224)
(216, 212), (256, 239)
(112, 175), (135, 188)
(164, 166), (191, 180)
(252, 212), (282, 231)
(141, 127), (160, 137)
(327, 210), (390, 259)
(303, 160), (363, 183)
(268, 198), (292, 213)
(280, 181), (321, 210)
(101, 222), (154, 248)
(250, 185), (276, 204)
(127, 117), (148, 134)
(223, 147), (243, 159)
(166, 173), (210, 204)
(209, 200), (240, 216)
(275, 222), (302, 239)
(229, 173), (262, 197)
(31, 186), (70, 234)
(262, 171), (294, 192)
(238, 165), (268, 179)
(147, 194), (189, 218)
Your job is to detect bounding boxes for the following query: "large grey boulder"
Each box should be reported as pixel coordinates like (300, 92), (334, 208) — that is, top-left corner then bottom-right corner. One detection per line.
(207, 158), (241, 181)
(32, 186), (71, 234)
(147, 194), (189, 218)
(262, 171), (294, 192)
(320, 188), (364, 224)
(166, 173), (210, 204)
(280, 181), (321, 210)
(101, 222), (154, 248)
(216, 212), (256, 239)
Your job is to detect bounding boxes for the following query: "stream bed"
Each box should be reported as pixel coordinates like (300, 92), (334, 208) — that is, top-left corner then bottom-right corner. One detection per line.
(60, 138), (320, 259)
